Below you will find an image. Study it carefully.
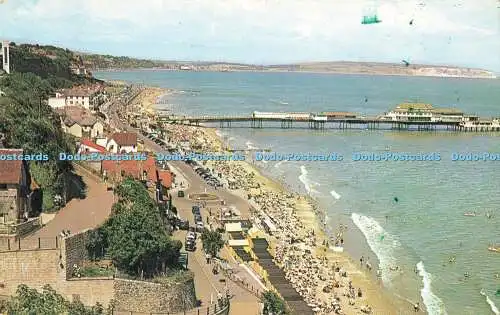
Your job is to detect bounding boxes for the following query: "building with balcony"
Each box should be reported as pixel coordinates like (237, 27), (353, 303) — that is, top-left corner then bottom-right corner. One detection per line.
(384, 103), (464, 122)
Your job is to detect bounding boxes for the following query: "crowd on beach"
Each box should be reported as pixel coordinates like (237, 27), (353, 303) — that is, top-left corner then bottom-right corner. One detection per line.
(156, 121), (375, 314)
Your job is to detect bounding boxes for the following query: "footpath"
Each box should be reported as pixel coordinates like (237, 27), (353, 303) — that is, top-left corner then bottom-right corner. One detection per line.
(26, 168), (113, 240)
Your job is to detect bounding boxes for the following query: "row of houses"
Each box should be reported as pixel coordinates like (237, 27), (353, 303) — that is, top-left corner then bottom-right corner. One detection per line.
(1, 85), (171, 236)
(77, 136), (173, 190)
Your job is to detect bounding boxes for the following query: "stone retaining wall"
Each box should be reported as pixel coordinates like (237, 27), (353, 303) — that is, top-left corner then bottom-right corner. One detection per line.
(114, 278), (196, 313)
(0, 230), (197, 313)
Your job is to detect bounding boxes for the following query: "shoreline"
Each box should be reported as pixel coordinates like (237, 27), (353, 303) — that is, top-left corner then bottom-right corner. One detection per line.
(127, 86), (412, 314)
(203, 129), (412, 314)
(94, 68), (497, 80)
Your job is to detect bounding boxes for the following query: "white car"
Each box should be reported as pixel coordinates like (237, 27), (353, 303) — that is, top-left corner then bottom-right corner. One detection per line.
(196, 222), (204, 231)
(186, 231), (197, 240)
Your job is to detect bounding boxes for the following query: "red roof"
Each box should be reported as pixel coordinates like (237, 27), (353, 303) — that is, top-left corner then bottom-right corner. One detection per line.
(158, 170), (173, 189)
(102, 154), (156, 181)
(80, 139), (106, 153)
(0, 149), (23, 184)
(110, 132), (137, 147)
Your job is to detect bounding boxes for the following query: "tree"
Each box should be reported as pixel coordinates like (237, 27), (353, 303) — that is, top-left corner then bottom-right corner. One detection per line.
(0, 72), (79, 211)
(87, 179), (182, 278)
(200, 230), (224, 258)
(5, 284), (109, 315)
(261, 291), (289, 315)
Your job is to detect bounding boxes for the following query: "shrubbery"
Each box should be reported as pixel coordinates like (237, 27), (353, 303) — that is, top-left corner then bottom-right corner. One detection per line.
(87, 179), (182, 278)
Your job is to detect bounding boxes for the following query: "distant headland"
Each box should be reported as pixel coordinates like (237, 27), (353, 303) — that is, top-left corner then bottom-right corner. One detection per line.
(86, 57), (497, 79)
(2, 41), (495, 79)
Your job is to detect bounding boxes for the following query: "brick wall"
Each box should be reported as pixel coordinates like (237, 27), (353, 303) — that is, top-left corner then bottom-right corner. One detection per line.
(114, 278), (196, 313)
(0, 244), (114, 307)
(0, 230), (197, 313)
(64, 229), (91, 279)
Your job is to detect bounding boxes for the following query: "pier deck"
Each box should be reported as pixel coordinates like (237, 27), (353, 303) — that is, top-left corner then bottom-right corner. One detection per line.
(157, 115), (500, 132)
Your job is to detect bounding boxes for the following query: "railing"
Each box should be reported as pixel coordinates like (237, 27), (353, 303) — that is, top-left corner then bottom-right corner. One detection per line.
(0, 217), (42, 237)
(112, 297), (230, 315)
(0, 236), (59, 252)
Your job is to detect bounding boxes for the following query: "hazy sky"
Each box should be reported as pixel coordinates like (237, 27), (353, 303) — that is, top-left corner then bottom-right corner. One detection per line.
(1, 0), (499, 70)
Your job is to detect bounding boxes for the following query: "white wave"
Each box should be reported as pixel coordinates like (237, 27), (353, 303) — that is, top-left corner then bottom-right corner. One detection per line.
(480, 290), (499, 315)
(351, 213), (400, 285)
(245, 140), (258, 150)
(214, 130), (223, 137)
(416, 261), (448, 315)
(330, 190), (341, 200)
(274, 160), (287, 168)
(228, 137), (235, 141)
(298, 165), (320, 195)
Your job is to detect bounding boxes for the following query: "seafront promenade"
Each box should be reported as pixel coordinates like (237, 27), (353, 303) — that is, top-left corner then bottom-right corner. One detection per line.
(105, 85), (407, 315)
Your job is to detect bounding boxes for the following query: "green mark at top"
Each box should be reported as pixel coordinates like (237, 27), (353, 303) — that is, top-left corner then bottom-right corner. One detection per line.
(361, 15), (382, 24)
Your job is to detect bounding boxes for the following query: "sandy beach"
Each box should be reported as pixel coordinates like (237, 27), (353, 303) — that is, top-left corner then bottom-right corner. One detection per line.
(127, 86), (171, 116)
(129, 87), (412, 314)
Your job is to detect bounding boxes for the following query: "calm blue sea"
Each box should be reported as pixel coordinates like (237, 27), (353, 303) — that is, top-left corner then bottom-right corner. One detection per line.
(96, 70), (500, 315)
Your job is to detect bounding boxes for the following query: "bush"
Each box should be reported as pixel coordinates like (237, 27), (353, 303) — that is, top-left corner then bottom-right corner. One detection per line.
(201, 230), (224, 258)
(261, 291), (289, 315)
(6, 284), (110, 314)
(87, 179), (182, 279)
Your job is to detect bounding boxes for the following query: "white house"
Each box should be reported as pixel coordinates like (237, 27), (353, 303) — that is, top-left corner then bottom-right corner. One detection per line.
(48, 85), (106, 110)
(48, 97), (66, 108)
(78, 139), (106, 154)
(65, 90), (91, 109)
(106, 132), (138, 153)
(95, 137), (108, 148)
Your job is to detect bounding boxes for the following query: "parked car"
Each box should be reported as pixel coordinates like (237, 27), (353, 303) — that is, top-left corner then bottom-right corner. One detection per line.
(196, 221), (204, 231)
(178, 190), (185, 197)
(187, 231), (197, 240)
(185, 239), (195, 251)
(177, 219), (189, 230)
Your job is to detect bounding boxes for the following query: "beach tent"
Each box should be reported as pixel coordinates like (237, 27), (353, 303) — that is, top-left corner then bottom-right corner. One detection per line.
(225, 222), (242, 232)
(228, 239), (249, 247)
(262, 218), (277, 234)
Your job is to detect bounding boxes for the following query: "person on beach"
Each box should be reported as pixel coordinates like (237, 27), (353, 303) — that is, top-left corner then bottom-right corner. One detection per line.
(413, 302), (420, 312)
(360, 256), (364, 266)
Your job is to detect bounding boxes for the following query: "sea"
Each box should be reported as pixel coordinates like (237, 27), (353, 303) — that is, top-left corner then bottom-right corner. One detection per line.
(96, 70), (500, 315)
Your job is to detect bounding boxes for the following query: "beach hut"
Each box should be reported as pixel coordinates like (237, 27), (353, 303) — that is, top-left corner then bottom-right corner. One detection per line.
(225, 222), (242, 233)
(262, 217), (277, 234)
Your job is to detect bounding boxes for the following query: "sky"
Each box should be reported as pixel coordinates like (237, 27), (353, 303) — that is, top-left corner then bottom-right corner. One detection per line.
(1, 0), (499, 71)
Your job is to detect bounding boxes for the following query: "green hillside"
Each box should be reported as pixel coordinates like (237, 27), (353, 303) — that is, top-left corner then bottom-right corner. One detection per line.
(80, 53), (167, 69)
(8, 43), (100, 87)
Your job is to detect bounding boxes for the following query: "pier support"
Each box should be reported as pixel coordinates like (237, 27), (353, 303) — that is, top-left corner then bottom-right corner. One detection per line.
(308, 120), (325, 130)
(281, 119), (293, 128)
(250, 118), (263, 128)
(220, 120), (232, 128)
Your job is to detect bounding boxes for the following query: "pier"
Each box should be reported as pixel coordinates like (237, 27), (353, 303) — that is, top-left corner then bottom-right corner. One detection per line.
(157, 114), (500, 132)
